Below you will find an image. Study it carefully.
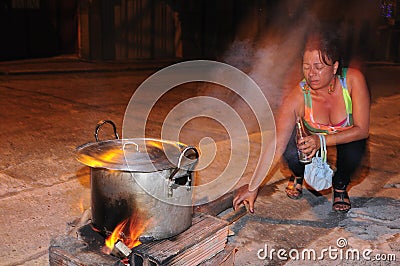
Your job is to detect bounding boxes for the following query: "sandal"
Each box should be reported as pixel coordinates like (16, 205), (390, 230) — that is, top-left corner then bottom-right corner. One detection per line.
(332, 189), (351, 213)
(285, 175), (303, 200)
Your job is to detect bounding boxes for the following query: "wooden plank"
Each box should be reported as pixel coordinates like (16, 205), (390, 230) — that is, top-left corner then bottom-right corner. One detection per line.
(114, 1), (122, 60)
(50, 214), (232, 266)
(133, 214), (225, 255)
(127, 0), (135, 58)
(167, 219), (228, 265)
(132, 214), (228, 265)
(153, 0), (174, 58)
(198, 244), (237, 266)
(88, 0), (103, 60)
(142, 0), (152, 58)
(120, 0), (128, 59)
(168, 231), (227, 265)
(194, 190), (236, 216)
(77, 0), (90, 59)
(219, 205), (247, 224)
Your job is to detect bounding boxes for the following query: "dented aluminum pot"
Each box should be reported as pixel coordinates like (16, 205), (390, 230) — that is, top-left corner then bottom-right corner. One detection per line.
(76, 120), (199, 242)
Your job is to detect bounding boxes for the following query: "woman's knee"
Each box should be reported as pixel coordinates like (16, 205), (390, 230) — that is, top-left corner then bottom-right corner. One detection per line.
(337, 139), (367, 162)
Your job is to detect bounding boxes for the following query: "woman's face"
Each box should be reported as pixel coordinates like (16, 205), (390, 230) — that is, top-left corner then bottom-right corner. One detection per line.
(302, 49), (338, 90)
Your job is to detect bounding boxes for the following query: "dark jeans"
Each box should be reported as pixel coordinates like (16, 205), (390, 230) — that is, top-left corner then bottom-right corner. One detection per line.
(283, 128), (366, 190)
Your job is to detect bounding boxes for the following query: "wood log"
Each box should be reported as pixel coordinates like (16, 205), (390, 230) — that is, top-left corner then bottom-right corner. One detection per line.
(193, 190), (235, 216)
(219, 205), (247, 225)
(198, 244), (238, 266)
(50, 214), (231, 266)
(131, 213), (229, 265)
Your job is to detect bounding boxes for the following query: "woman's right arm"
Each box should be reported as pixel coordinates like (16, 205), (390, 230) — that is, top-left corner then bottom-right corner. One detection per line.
(233, 86), (304, 212)
(275, 88), (305, 158)
(248, 85), (304, 191)
(233, 85), (304, 213)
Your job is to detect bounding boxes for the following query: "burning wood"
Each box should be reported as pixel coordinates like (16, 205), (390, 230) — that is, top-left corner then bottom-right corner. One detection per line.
(50, 213), (232, 266)
(130, 213), (229, 265)
(111, 240), (132, 259)
(103, 214), (149, 255)
(50, 191), (243, 265)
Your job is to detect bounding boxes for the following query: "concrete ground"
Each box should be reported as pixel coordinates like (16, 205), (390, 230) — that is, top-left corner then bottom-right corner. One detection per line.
(0, 58), (399, 265)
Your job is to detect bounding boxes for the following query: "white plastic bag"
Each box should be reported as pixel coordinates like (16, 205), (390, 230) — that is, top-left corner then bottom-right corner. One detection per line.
(304, 134), (334, 191)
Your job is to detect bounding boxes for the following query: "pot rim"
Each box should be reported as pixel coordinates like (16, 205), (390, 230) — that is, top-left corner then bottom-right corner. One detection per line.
(76, 138), (198, 172)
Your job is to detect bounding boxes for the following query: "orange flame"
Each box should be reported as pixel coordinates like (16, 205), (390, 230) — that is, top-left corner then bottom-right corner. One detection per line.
(104, 214), (149, 252)
(78, 199), (85, 213)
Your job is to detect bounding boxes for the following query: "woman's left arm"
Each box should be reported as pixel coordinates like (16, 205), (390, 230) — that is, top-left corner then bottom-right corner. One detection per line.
(326, 68), (370, 146)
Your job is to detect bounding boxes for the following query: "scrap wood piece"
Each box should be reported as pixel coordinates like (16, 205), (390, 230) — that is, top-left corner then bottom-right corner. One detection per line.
(132, 213), (229, 265)
(198, 244), (238, 266)
(194, 190), (236, 216)
(219, 205), (248, 224)
(167, 224), (228, 265)
(194, 189), (248, 225)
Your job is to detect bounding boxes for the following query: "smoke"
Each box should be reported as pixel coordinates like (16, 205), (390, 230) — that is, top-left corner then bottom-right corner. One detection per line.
(205, 0), (382, 114)
(224, 1), (316, 111)
(188, 1), (314, 192)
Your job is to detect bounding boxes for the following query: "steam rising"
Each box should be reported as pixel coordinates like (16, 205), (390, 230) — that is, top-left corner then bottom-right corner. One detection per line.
(216, 0), (381, 112)
(193, 0), (381, 189)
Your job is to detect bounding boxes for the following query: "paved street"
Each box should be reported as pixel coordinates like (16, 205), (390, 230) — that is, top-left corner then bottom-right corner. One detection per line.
(0, 58), (399, 265)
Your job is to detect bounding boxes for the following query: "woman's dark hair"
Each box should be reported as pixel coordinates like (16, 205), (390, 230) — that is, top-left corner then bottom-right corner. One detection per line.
(302, 24), (343, 75)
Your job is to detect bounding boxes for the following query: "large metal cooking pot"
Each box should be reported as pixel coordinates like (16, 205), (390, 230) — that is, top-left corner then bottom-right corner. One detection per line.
(76, 120), (199, 242)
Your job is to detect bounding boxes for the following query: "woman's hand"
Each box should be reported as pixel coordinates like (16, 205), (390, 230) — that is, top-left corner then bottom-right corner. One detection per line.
(233, 184), (259, 213)
(297, 134), (320, 159)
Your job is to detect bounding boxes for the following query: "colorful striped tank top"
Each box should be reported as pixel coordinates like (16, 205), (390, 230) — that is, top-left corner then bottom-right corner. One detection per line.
(301, 68), (353, 135)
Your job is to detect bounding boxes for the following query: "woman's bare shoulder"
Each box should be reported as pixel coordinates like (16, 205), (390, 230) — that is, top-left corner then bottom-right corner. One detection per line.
(280, 83), (304, 113)
(346, 68), (366, 82)
(345, 67), (368, 94)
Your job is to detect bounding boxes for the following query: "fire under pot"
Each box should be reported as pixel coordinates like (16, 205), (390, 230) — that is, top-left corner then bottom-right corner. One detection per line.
(76, 120), (199, 245)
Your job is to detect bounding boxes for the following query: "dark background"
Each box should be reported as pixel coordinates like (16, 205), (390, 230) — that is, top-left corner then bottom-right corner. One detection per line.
(0, 0), (399, 62)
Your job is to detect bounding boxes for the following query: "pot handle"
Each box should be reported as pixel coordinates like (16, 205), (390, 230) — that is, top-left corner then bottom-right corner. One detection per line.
(168, 146), (199, 181)
(167, 146), (199, 197)
(94, 120), (119, 142)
